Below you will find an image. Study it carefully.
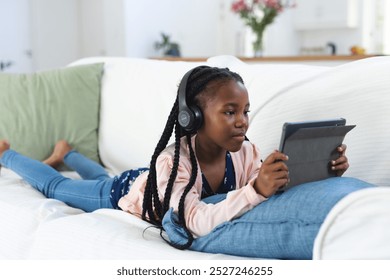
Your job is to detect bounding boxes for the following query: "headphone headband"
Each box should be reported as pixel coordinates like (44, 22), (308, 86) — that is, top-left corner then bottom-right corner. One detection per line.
(177, 68), (195, 128)
(177, 66), (205, 133)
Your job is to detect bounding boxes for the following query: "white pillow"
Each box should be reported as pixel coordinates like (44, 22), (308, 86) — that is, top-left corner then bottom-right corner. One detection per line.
(247, 57), (390, 186)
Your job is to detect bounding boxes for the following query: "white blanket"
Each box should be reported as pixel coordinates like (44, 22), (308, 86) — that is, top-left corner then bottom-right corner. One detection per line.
(0, 169), (245, 259)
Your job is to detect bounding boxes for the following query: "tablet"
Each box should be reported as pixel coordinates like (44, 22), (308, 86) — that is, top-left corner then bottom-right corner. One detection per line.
(279, 118), (346, 151)
(278, 118), (355, 191)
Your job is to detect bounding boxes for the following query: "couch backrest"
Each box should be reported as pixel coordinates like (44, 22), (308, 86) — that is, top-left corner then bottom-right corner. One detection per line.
(71, 56), (390, 186)
(72, 57), (201, 173)
(246, 57), (390, 186)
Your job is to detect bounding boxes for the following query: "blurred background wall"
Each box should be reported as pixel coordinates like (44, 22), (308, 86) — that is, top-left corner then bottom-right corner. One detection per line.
(1, 0), (389, 72)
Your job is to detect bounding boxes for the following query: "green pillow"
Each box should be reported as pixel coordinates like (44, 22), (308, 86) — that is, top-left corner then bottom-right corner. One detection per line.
(0, 63), (104, 165)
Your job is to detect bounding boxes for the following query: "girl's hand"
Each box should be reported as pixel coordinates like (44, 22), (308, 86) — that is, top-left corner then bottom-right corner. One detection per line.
(331, 144), (349, 176)
(254, 151), (289, 198)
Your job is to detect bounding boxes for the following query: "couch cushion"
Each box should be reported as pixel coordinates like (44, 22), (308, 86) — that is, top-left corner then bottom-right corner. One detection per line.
(246, 57), (390, 186)
(0, 63), (103, 164)
(313, 186), (390, 259)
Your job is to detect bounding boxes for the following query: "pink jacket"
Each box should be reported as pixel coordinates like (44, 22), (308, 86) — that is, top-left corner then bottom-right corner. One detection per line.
(118, 136), (267, 237)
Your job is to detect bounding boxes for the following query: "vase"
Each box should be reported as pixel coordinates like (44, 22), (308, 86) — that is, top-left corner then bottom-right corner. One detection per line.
(252, 28), (265, 57)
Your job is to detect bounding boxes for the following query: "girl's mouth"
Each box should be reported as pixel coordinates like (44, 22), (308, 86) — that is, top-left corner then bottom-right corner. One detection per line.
(232, 134), (246, 141)
(232, 131), (246, 138)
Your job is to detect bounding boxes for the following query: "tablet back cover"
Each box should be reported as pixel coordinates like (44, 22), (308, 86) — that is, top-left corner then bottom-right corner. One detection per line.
(282, 125), (355, 190)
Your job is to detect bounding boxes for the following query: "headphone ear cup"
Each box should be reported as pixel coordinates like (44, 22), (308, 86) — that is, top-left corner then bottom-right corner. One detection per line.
(178, 107), (194, 131)
(177, 66), (207, 133)
(178, 105), (203, 134)
(189, 105), (203, 132)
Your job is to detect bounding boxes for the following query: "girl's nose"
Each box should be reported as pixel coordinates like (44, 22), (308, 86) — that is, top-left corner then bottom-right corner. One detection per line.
(235, 113), (248, 127)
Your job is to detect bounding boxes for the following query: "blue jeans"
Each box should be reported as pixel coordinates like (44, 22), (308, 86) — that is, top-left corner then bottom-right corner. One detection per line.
(0, 150), (114, 212)
(163, 177), (375, 259)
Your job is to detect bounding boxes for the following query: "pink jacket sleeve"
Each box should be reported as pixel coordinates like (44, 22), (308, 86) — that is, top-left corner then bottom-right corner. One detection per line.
(155, 139), (267, 237)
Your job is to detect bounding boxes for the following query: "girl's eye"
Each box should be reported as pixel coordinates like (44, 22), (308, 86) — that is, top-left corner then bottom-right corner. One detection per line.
(225, 111), (235, 115)
(244, 110), (250, 115)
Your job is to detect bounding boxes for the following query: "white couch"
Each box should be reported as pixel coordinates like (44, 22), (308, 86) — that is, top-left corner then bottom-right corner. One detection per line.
(1, 55), (390, 259)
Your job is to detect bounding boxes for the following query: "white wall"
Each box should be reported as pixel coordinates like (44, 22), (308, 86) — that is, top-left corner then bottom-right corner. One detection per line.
(79, 0), (126, 58)
(1, 0), (388, 72)
(384, 0), (390, 54)
(121, 0), (300, 58)
(31, 0), (80, 71)
(123, 0), (222, 58)
(79, 0), (106, 57)
(102, 0), (126, 56)
(259, 10), (300, 56)
(0, 0), (32, 72)
(27, 0), (126, 71)
(121, 0), (386, 58)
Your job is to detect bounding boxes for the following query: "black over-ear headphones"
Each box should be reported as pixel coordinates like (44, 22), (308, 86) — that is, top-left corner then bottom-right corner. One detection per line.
(177, 67), (204, 133)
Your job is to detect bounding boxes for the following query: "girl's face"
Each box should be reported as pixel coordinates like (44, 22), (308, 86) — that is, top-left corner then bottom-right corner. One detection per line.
(196, 80), (250, 153)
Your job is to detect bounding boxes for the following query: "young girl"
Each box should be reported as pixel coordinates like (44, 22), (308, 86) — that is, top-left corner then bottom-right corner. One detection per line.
(137, 65), (374, 258)
(0, 65), (374, 259)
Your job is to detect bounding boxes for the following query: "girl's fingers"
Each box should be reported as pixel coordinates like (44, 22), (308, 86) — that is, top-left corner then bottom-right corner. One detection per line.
(263, 151), (289, 164)
(274, 170), (289, 180)
(332, 161), (349, 171)
(337, 144), (347, 154)
(276, 178), (290, 189)
(332, 155), (348, 166)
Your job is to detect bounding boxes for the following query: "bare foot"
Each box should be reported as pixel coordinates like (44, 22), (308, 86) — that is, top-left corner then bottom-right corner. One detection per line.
(0, 140), (10, 158)
(43, 140), (73, 167)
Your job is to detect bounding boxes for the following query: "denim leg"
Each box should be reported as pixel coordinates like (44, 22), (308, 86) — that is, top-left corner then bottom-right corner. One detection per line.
(163, 177), (375, 259)
(0, 150), (114, 212)
(64, 150), (109, 180)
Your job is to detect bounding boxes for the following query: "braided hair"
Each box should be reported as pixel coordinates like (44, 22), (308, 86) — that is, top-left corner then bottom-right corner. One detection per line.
(142, 65), (244, 249)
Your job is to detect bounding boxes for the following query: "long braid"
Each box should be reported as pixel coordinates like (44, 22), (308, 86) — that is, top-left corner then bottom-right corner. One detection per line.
(142, 98), (179, 223)
(143, 66), (245, 248)
(173, 134), (198, 249)
(162, 121), (181, 215)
